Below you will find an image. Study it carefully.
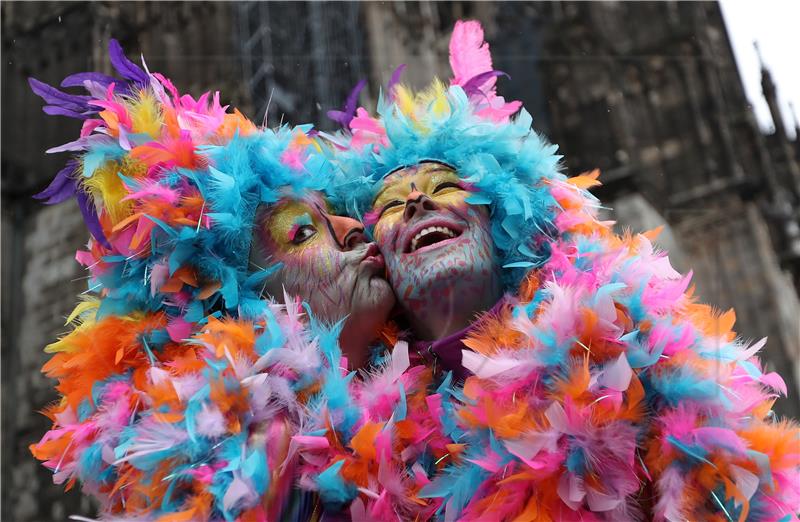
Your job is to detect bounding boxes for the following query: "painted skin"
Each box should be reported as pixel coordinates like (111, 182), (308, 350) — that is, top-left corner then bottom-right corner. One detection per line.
(371, 162), (502, 341)
(251, 192), (395, 369)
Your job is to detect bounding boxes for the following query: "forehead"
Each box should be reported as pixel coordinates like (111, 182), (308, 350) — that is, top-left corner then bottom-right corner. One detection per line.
(381, 161), (456, 188)
(271, 192), (328, 215)
(261, 192), (330, 229)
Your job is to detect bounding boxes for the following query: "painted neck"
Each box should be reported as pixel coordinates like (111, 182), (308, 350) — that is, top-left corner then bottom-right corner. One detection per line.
(338, 318), (380, 370)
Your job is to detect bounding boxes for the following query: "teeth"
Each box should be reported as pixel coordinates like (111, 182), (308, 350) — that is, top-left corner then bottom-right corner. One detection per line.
(410, 226), (457, 252)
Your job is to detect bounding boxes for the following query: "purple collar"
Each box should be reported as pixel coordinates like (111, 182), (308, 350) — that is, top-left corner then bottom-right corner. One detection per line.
(409, 298), (507, 382)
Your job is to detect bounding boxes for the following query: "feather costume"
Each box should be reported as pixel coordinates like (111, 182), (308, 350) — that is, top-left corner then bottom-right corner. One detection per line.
(29, 41), (349, 520)
(29, 23), (799, 522)
(301, 20), (800, 521)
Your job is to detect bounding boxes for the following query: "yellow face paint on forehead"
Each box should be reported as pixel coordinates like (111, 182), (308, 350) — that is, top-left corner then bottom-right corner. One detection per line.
(372, 162), (467, 227)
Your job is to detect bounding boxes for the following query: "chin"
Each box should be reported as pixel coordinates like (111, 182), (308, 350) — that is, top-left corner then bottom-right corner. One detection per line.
(351, 277), (394, 326)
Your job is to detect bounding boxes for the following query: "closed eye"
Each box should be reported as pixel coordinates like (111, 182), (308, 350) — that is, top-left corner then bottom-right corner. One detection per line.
(378, 199), (404, 218)
(433, 181), (463, 194)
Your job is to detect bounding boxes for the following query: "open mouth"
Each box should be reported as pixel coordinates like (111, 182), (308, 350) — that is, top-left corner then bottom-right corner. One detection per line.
(405, 224), (463, 253)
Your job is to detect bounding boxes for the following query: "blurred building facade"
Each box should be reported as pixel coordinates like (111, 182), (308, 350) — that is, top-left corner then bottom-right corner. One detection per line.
(2, 2), (798, 520)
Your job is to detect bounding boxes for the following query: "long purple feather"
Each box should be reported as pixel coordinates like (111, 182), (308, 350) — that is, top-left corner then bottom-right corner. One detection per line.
(387, 64), (407, 95)
(460, 70), (510, 97)
(34, 161), (78, 205)
(108, 39), (148, 85)
(327, 79), (366, 128)
(61, 72), (117, 89)
(42, 105), (94, 119)
(75, 190), (111, 249)
(28, 78), (92, 112)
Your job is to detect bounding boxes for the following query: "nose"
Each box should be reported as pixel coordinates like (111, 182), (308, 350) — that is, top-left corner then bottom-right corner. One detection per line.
(403, 190), (438, 222)
(327, 214), (367, 251)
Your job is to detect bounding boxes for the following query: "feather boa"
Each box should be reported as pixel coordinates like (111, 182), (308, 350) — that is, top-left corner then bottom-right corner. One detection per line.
(288, 173), (799, 522)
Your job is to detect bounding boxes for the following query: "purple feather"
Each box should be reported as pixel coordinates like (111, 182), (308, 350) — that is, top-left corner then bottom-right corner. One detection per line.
(387, 64), (407, 95)
(28, 78), (92, 113)
(327, 79), (366, 128)
(76, 190), (111, 249)
(108, 39), (148, 85)
(42, 105), (95, 119)
(326, 109), (349, 128)
(34, 161), (77, 205)
(460, 70), (510, 97)
(61, 72), (117, 89)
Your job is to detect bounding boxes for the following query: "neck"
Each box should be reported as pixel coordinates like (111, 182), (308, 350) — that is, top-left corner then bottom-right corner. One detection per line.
(406, 283), (502, 341)
(338, 315), (381, 370)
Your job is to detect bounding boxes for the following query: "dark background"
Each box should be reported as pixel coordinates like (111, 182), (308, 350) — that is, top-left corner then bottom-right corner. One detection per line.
(3, 2), (799, 520)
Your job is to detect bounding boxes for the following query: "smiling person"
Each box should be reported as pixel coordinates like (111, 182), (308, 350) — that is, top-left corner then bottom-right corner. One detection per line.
(317, 19), (800, 521)
(369, 161), (502, 378)
(372, 161), (501, 339)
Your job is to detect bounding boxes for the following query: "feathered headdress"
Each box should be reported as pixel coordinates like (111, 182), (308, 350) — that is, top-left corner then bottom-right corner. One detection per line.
(327, 20), (604, 290)
(30, 40), (337, 323)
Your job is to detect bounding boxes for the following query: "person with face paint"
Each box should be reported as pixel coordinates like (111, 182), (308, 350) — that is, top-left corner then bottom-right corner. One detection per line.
(251, 193), (393, 370)
(305, 20), (799, 521)
(26, 42), (395, 520)
(369, 161), (502, 379)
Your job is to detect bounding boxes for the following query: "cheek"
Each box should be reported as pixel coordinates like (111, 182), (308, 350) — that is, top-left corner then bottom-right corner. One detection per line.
(283, 251), (360, 321)
(374, 221), (397, 251)
(281, 248), (353, 289)
(434, 192), (469, 209)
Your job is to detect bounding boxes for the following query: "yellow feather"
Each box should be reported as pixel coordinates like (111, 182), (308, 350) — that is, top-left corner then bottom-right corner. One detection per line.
(81, 161), (133, 225)
(45, 310), (142, 353)
(120, 156), (148, 178)
(417, 79), (449, 117)
(394, 85), (418, 120)
(64, 298), (99, 326)
(128, 90), (163, 137)
(45, 317), (95, 353)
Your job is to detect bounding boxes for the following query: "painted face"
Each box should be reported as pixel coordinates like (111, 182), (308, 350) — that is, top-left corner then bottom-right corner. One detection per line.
(251, 193), (395, 367)
(370, 162), (501, 339)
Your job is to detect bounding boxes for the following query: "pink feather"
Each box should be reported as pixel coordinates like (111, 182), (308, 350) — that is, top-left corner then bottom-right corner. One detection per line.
(80, 119), (104, 138)
(166, 315), (192, 342)
(122, 182), (180, 204)
(653, 466), (687, 522)
(557, 471), (586, 510)
(759, 371), (788, 395)
(195, 404), (227, 438)
(449, 21), (494, 89)
(692, 427), (747, 454)
(598, 353), (633, 392)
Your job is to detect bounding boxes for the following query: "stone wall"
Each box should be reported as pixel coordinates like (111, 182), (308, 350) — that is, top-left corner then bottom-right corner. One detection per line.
(3, 202), (89, 520)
